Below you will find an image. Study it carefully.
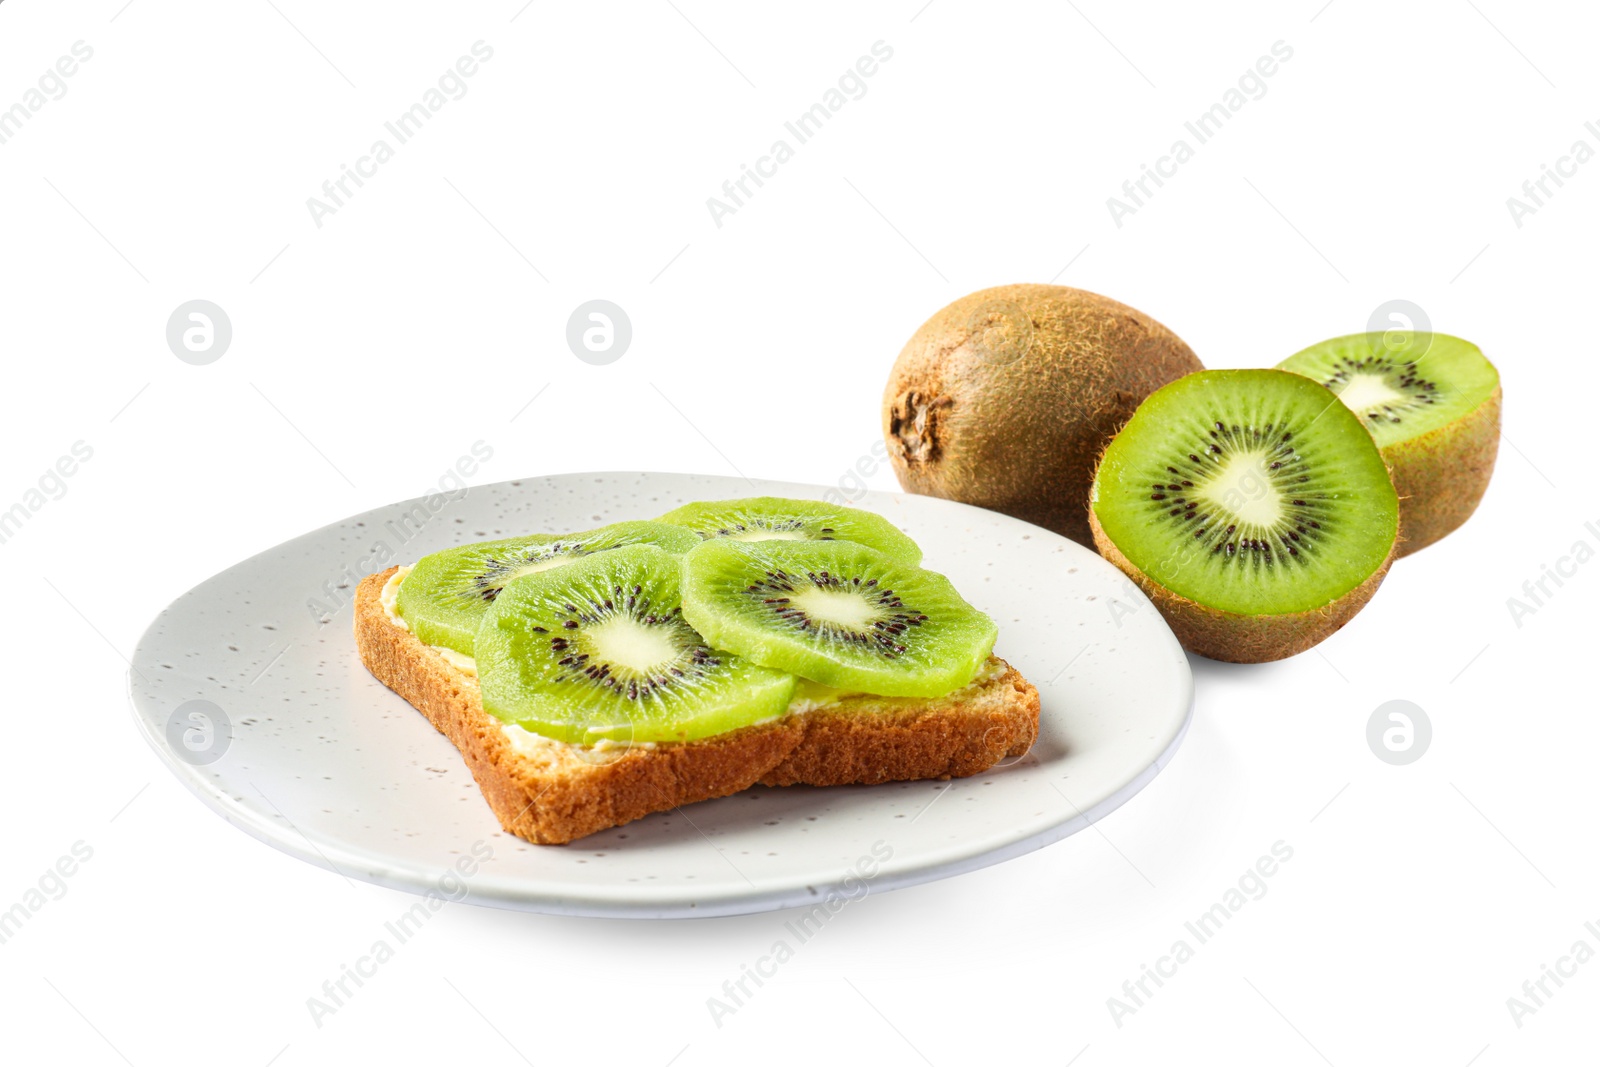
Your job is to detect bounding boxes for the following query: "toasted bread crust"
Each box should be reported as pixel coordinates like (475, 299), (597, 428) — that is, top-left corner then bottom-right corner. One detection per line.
(354, 567), (1038, 844)
(758, 671), (1038, 787)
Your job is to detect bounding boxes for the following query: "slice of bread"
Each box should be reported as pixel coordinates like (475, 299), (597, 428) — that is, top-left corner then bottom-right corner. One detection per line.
(354, 566), (1039, 845)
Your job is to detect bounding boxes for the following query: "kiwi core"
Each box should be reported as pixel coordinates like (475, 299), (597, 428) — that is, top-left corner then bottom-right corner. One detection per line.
(1198, 452), (1284, 528)
(473, 546), (587, 601)
(507, 554), (579, 580)
(1334, 372), (1410, 417)
(791, 586), (880, 629)
(742, 566), (922, 659)
(723, 528), (807, 543)
(584, 615), (679, 673)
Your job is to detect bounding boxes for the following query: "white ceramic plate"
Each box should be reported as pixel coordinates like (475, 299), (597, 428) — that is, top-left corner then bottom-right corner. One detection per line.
(128, 473), (1192, 918)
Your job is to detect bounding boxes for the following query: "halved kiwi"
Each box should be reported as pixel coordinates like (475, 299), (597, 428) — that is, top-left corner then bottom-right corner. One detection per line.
(1278, 332), (1500, 555)
(680, 539), (996, 697)
(655, 496), (922, 564)
(1089, 369), (1399, 663)
(395, 521), (698, 656)
(475, 544), (795, 744)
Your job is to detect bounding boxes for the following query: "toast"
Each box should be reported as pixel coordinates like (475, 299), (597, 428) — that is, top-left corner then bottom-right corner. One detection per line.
(355, 566), (1039, 844)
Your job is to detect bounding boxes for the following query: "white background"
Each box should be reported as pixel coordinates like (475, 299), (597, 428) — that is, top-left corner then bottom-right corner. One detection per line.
(0, 0), (1593, 1063)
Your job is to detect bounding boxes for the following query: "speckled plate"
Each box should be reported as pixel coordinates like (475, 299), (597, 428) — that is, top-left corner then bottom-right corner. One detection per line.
(128, 473), (1192, 918)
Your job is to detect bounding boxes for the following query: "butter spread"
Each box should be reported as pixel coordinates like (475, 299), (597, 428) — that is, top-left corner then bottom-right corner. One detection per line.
(501, 723), (656, 759)
(379, 566), (411, 630)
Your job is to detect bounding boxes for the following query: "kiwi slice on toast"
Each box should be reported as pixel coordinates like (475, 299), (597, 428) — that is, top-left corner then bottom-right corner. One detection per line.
(476, 544), (796, 744)
(680, 539), (996, 697)
(1089, 369), (1398, 663)
(655, 496), (922, 564)
(1278, 332), (1500, 555)
(395, 521), (698, 656)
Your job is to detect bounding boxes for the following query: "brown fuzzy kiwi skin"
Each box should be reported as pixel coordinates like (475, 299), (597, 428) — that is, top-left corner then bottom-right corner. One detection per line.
(1087, 507), (1396, 664)
(1384, 385), (1501, 556)
(882, 284), (1203, 549)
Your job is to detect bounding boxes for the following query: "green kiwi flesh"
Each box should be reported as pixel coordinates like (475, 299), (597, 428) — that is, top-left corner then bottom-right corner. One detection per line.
(680, 539), (996, 697)
(475, 545), (796, 744)
(395, 520), (699, 656)
(1278, 333), (1501, 555)
(655, 496), (922, 564)
(1089, 369), (1398, 662)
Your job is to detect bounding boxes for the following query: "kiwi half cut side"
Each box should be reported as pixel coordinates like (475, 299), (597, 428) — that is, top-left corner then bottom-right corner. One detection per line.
(1278, 332), (1500, 555)
(680, 539), (997, 697)
(475, 544), (796, 744)
(655, 496), (922, 564)
(395, 521), (699, 656)
(1089, 369), (1399, 663)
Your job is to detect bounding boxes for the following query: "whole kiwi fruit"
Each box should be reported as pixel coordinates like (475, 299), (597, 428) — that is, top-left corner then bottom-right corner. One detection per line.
(882, 284), (1203, 548)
